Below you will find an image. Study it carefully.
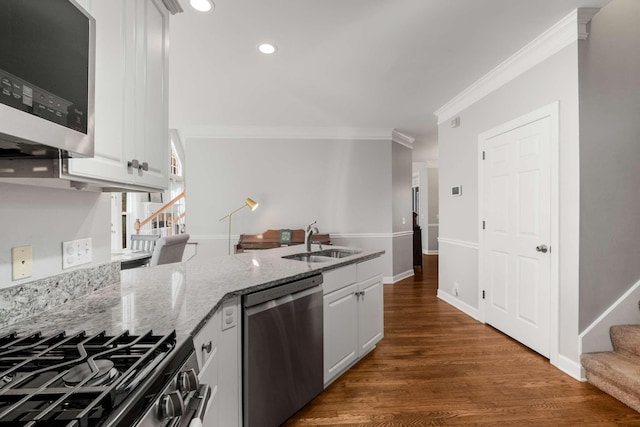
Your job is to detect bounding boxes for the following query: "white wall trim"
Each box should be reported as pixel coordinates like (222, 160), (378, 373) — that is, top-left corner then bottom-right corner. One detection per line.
(194, 232), (412, 240)
(553, 354), (584, 381)
(192, 234), (235, 240)
(437, 237), (479, 250)
(437, 289), (481, 321)
(392, 130), (415, 149)
(579, 276), (640, 355)
(434, 8), (599, 124)
(179, 126), (394, 141)
(384, 269), (414, 284)
(424, 250), (439, 255)
(333, 231), (412, 239)
(428, 223), (439, 227)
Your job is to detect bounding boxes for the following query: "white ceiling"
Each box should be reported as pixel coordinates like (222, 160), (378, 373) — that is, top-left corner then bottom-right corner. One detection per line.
(169, 0), (611, 162)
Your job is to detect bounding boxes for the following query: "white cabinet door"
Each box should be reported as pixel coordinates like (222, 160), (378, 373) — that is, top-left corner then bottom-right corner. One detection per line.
(218, 298), (241, 427)
(193, 308), (219, 427)
(67, 0), (134, 184)
(133, 0), (169, 189)
(357, 275), (384, 356)
(67, 0), (168, 190)
(323, 283), (359, 385)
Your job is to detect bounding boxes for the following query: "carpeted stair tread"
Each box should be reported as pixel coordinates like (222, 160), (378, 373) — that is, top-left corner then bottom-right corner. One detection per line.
(610, 325), (640, 357)
(581, 351), (640, 412)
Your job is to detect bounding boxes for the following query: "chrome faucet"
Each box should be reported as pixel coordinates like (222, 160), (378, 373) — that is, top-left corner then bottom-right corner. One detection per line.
(304, 220), (318, 253)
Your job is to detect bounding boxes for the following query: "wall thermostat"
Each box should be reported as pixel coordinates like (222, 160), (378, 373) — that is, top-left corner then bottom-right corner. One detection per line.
(451, 185), (462, 197)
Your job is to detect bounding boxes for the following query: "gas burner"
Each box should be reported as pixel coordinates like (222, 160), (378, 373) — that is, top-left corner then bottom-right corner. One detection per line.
(0, 330), (195, 427)
(62, 359), (119, 387)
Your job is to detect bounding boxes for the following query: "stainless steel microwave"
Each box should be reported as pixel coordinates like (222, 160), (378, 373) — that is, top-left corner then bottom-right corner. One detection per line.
(0, 0), (95, 159)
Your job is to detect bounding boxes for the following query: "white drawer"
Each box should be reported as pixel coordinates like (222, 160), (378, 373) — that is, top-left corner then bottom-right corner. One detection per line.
(357, 256), (384, 282)
(322, 264), (357, 294)
(194, 309), (220, 370)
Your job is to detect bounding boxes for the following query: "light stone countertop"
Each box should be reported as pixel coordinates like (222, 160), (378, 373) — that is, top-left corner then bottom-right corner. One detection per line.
(0, 245), (384, 341)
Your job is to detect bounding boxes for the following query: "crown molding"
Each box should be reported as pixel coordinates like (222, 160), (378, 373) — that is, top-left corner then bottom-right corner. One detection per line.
(434, 7), (600, 125)
(392, 130), (415, 149)
(179, 126), (394, 141)
(577, 8), (600, 39)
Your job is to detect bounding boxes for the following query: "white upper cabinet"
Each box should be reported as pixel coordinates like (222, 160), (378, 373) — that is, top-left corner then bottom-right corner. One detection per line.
(66, 0), (169, 191)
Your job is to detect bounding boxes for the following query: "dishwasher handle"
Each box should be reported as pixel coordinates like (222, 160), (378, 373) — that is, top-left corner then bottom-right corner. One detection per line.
(243, 274), (322, 308)
(244, 284), (322, 317)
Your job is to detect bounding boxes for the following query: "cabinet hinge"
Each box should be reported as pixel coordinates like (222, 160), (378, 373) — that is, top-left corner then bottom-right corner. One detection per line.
(482, 290), (486, 299)
(482, 151), (485, 160)
(482, 220), (485, 230)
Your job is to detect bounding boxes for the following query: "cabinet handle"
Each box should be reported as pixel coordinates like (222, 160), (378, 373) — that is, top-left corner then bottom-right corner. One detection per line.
(201, 341), (212, 353)
(127, 159), (149, 172)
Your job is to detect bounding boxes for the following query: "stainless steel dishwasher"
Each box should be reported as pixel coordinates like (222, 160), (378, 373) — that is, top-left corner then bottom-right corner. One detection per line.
(243, 273), (323, 427)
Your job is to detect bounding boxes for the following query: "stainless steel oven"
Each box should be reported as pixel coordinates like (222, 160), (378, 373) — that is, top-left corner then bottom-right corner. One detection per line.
(0, 330), (210, 427)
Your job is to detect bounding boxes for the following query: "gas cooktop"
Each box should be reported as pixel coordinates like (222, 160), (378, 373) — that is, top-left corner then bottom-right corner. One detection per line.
(0, 329), (194, 427)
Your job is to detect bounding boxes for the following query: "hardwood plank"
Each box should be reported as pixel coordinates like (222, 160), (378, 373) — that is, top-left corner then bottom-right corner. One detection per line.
(285, 255), (640, 426)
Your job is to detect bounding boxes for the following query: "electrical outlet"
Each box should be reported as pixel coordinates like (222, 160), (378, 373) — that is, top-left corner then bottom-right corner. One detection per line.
(453, 281), (460, 297)
(62, 238), (93, 269)
(12, 246), (33, 280)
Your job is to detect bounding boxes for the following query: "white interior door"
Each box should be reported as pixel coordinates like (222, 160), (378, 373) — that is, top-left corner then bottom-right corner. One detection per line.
(481, 114), (551, 357)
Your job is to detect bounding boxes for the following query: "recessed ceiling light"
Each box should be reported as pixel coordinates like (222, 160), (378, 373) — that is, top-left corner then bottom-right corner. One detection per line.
(258, 43), (277, 55)
(190, 0), (213, 12)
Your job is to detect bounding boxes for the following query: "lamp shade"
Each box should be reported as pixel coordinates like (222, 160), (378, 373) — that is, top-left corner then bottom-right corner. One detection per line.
(245, 198), (259, 211)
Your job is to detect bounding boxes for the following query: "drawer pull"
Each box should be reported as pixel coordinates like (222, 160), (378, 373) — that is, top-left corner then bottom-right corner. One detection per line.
(201, 341), (212, 353)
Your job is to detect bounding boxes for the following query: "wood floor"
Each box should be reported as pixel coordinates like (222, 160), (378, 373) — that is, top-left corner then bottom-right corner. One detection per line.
(286, 255), (640, 426)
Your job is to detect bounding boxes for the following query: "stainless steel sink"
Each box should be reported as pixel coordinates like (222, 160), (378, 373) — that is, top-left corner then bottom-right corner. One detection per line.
(312, 249), (361, 258)
(282, 254), (334, 263)
(282, 248), (362, 263)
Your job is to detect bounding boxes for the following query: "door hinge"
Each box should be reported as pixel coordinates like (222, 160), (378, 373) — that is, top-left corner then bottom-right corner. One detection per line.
(482, 290), (486, 299)
(482, 151), (485, 160)
(482, 220), (485, 230)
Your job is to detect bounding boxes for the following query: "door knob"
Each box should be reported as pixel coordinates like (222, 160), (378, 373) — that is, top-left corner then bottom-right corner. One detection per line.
(536, 245), (548, 253)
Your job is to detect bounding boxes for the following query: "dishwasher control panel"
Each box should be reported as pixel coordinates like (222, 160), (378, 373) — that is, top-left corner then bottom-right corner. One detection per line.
(242, 274), (323, 307)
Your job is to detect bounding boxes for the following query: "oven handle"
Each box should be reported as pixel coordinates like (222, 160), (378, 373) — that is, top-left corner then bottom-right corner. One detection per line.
(167, 383), (212, 427)
(187, 383), (212, 427)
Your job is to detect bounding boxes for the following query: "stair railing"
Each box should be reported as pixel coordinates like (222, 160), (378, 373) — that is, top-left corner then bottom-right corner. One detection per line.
(135, 191), (186, 236)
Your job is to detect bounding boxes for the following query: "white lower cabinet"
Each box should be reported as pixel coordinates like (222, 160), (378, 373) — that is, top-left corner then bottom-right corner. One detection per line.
(324, 282), (359, 384)
(323, 257), (384, 386)
(357, 275), (384, 355)
(193, 297), (241, 427)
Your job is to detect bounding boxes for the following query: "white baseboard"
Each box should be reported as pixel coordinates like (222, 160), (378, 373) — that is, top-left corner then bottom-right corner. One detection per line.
(437, 289), (585, 381)
(437, 289), (481, 321)
(553, 353), (584, 381)
(384, 269), (414, 284)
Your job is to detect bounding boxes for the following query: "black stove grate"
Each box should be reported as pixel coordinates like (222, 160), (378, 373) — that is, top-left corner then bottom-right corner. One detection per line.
(0, 330), (179, 427)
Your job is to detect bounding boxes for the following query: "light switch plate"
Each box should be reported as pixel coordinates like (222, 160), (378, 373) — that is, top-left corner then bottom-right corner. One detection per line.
(62, 238), (93, 269)
(12, 246), (33, 280)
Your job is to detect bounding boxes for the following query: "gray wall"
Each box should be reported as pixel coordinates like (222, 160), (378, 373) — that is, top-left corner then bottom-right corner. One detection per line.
(0, 183), (111, 289)
(185, 136), (412, 280)
(578, 0), (640, 331)
(438, 43), (580, 360)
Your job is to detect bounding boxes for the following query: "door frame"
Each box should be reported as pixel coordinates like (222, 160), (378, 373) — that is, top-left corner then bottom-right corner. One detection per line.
(477, 101), (560, 366)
